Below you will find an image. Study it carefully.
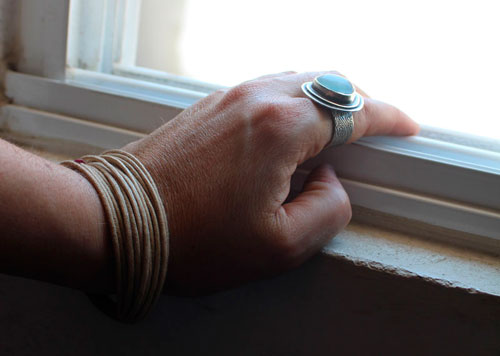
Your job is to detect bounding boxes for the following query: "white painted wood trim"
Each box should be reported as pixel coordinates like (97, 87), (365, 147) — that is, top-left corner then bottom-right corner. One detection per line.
(5, 70), (182, 133)
(0, 105), (144, 153)
(17, 0), (69, 80)
(66, 0), (142, 73)
(344, 178), (500, 246)
(294, 173), (500, 252)
(118, 0), (142, 66)
(301, 137), (500, 211)
(67, 0), (124, 73)
(112, 63), (224, 94)
(66, 68), (206, 106)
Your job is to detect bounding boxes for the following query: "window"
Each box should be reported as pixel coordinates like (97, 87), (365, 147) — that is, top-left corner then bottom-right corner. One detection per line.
(100, 0), (500, 141)
(136, 0), (500, 139)
(3, 0), (500, 254)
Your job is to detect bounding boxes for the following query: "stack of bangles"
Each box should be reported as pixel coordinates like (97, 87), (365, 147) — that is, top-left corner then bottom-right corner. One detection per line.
(61, 150), (169, 323)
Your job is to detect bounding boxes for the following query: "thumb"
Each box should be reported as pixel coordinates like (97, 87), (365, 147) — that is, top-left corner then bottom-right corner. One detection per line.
(278, 164), (352, 265)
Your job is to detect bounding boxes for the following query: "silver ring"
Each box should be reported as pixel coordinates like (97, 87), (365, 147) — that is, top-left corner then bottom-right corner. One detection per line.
(302, 74), (363, 147)
(327, 111), (354, 147)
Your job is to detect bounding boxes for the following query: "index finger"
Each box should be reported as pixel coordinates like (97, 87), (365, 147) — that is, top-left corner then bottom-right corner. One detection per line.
(347, 98), (420, 143)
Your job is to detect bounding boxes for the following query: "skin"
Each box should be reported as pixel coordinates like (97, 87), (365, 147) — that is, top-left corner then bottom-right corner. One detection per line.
(0, 71), (419, 295)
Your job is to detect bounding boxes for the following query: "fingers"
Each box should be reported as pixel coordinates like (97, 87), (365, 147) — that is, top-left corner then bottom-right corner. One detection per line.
(348, 98), (420, 143)
(275, 164), (351, 267)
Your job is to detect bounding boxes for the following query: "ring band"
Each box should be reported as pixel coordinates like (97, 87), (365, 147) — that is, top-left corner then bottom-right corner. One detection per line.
(302, 74), (363, 147)
(327, 111), (354, 147)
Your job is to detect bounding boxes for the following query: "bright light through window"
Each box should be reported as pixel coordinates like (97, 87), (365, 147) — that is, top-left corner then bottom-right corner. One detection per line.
(136, 0), (500, 139)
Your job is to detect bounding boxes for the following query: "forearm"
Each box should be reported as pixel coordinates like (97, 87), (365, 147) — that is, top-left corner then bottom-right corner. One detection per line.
(0, 139), (113, 292)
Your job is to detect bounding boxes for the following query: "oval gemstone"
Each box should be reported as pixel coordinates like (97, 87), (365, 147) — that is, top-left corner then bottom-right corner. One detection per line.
(312, 74), (356, 105)
(316, 74), (354, 96)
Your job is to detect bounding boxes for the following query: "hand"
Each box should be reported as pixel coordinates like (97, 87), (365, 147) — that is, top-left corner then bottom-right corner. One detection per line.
(124, 71), (419, 295)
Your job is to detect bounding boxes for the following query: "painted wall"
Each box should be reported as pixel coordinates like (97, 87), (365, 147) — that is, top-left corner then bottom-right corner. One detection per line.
(0, 0), (18, 60)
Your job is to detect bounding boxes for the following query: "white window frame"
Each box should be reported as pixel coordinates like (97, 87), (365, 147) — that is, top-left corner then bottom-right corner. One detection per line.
(3, 0), (500, 254)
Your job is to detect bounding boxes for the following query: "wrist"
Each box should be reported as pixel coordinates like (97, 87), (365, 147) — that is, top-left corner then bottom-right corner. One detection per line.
(56, 164), (114, 292)
(0, 138), (114, 292)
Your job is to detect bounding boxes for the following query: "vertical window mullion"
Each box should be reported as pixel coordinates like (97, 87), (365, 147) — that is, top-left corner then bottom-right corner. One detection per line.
(67, 0), (124, 74)
(115, 0), (142, 68)
(17, 0), (70, 80)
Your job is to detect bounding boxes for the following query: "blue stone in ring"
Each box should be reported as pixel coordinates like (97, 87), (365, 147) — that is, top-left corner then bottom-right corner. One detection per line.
(313, 74), (355, 105)
(301, 74), (364, 112)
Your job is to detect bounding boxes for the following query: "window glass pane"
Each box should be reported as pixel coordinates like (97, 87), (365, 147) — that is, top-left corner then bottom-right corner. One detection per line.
(136, 0), (499, 139)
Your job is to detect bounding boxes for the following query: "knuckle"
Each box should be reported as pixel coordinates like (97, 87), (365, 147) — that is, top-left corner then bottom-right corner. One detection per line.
(264, 227), (303, 268)
(252, 99), (301, 140)
(333, 189), (352, 228)
(259, 100), (292, 121)
(215, 81), (268, 117)
(223, 81), (262, 103)
(213, 88), (228, 97)
(343, 200), (353, 226)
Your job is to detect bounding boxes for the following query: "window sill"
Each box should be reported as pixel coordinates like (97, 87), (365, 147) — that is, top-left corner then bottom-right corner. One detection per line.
(326, 220), (500, 297)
